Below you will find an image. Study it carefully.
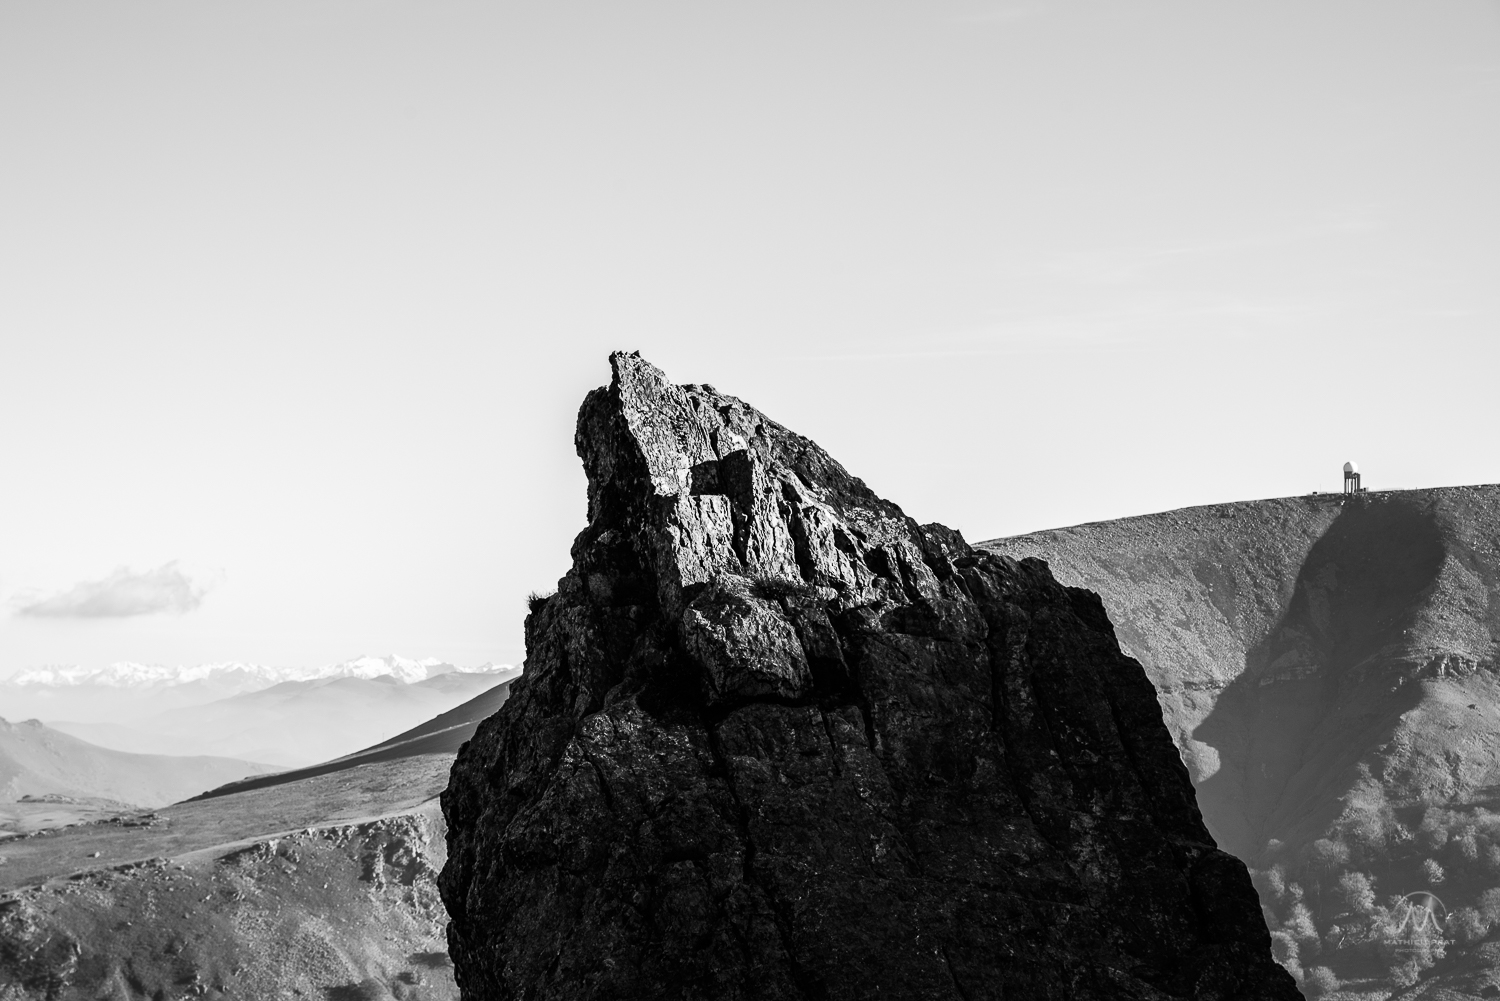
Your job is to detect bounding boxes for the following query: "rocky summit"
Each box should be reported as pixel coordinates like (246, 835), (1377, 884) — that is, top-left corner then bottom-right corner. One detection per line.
(439, 352), (1297, 1000)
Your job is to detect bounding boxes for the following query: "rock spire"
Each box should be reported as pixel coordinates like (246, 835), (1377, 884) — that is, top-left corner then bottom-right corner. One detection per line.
(439, 352), (1298, 1000)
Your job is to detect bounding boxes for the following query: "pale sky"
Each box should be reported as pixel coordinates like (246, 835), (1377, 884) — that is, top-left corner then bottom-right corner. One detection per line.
(2, 1), (1498, 675)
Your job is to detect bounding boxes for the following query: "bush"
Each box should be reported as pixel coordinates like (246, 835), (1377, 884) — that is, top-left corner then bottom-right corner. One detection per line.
(1448, 906), (1487, 944)
(1388, 959), (1420, 988)
(1270, 928), (1302, 980)
(1480, 887), (1500, 924)
(1304, 838), (1351, 876)
(1473, 808), (1500, 849)
(1303, 966), (1340, 996)
(1342, 812), (1390, 857)
(1286, 902), (1320, 952)
(1270, 929), (1299, 968)
(1401, 931), (1446, 971)
(1336, 771), (1397, 856)
(1420, 823), (1450, 852)
(1252, 865), (1287, 901)
(527, 589), (555, 614)
(1338, 870), (1377, 915)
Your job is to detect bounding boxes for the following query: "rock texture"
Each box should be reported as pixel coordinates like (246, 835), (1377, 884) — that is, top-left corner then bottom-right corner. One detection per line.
(0, 799), (456, 1001)
(439, 353), (1297, 1001)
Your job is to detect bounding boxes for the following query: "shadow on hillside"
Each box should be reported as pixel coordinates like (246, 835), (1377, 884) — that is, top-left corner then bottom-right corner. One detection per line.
(1192, 496), (1444, 860)
(325, 982), (386, 1001)
(190, 682), (512, 803)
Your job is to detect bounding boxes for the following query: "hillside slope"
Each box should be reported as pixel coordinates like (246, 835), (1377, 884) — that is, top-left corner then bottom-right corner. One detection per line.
(0, 688), (507, 1001)
(0, 718), (270, 810)
(984, 485), (1500, 991)
(0, 656), (499, 727)
(51, 672), (512, 767)
(192, 679), (513, 801)
(0, 754), (457, 1001)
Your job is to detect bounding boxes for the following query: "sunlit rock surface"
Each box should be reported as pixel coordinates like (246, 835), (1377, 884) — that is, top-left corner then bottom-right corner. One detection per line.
(439, 352), (1296, 1000)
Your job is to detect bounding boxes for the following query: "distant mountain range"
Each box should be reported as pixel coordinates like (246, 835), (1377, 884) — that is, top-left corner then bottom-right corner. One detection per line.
(0, 655), (521, 768)
(49, 672), (513, 766)
(4, 653), (508, 692)
(0, 663), (515, 998)
(193, 674), (513, 801)
(0, 716), (271, 811)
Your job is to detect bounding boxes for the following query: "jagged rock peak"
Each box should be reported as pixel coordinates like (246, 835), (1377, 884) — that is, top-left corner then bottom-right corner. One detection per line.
(440, 352), (1298, 1000)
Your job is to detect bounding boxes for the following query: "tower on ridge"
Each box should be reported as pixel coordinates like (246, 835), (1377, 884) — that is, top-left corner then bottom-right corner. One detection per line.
(1343, 461), (1363, 496)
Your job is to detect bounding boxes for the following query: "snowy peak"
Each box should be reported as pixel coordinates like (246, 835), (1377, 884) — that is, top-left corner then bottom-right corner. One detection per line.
(4, 656), (514, 692)
(325, 655), (450, 685)
(6, 662), (279, 689)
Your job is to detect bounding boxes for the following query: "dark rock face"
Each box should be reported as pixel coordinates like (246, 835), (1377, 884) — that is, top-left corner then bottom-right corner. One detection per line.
(439, 353), (1298, 1001)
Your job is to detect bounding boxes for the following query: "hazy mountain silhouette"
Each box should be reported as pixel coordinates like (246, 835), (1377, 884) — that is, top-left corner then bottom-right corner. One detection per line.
(0, 717), (270, 811)
(48, 671), (513, 766)
(191, 677), (512, 801)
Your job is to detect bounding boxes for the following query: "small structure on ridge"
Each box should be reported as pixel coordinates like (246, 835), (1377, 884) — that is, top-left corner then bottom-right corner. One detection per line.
(1343, 461), (1364, 496)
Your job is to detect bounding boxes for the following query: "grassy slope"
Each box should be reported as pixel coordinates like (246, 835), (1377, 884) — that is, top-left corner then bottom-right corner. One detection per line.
(190, 680), (511, 802)
(0, 755), (457, 1001)
(984, 485), (1500, 992)
(0, 719), (272, 811)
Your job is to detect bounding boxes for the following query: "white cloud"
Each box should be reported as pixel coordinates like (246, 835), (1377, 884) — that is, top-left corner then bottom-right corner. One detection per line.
(16, 562), (216, 618)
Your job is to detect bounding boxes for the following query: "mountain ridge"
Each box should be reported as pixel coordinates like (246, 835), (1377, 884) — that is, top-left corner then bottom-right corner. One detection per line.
(189, 678), (514, 802)
(0, 717), (272, 812)
(983, 483), (1500, 991)
(3, 654), (514, 692)
(47, 670), (519, 767)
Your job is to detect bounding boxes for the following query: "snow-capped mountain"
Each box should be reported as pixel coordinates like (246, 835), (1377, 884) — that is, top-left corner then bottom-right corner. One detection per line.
(4, 655), (513, 692)
(7, 662), (279, 691)
(0, 655), (521, 756)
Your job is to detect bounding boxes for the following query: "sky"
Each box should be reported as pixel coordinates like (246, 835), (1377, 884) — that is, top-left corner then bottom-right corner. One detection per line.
(1, 0), (1498, 675)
